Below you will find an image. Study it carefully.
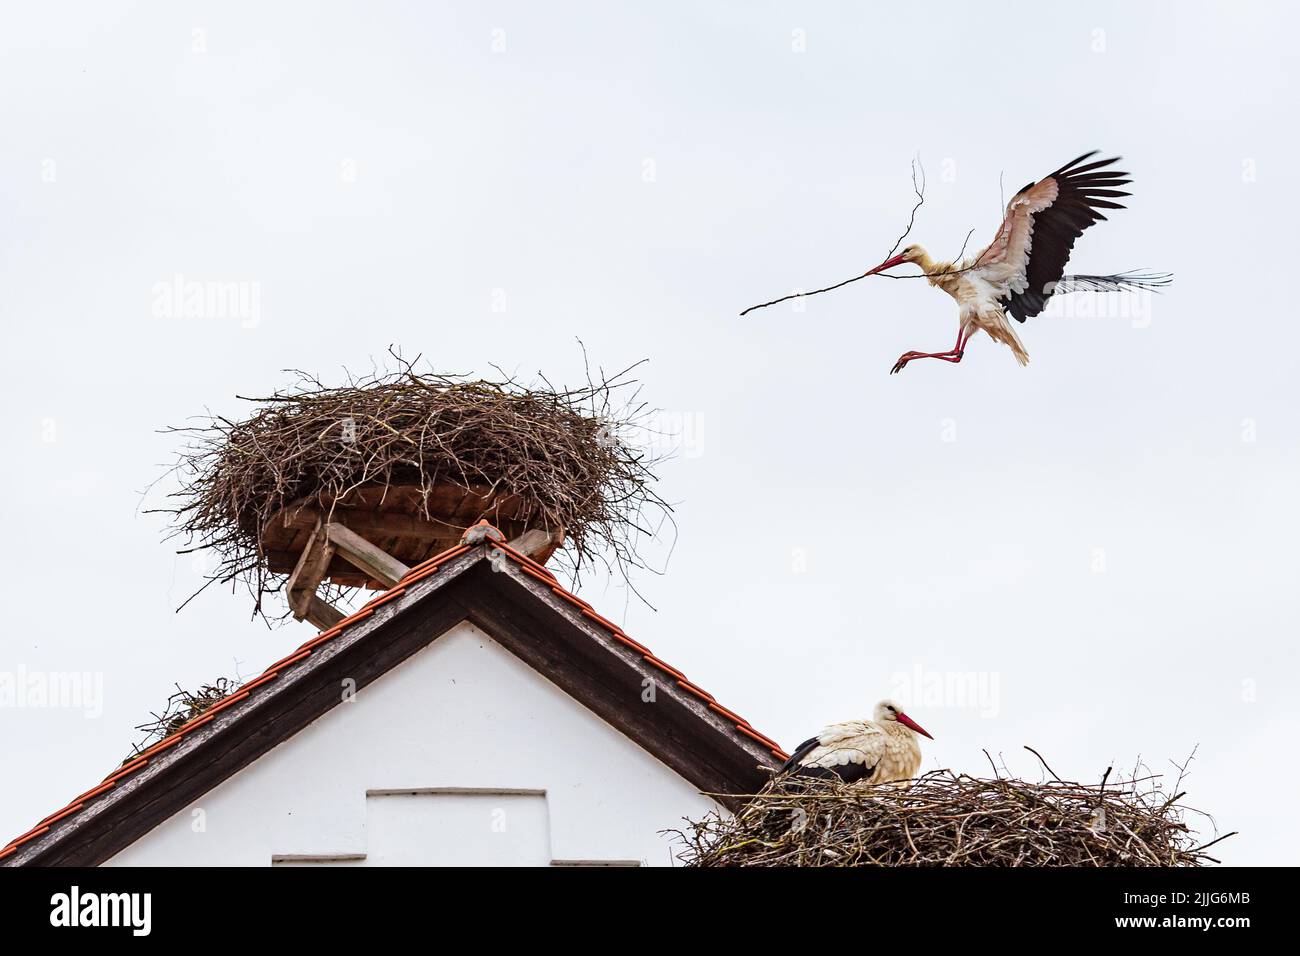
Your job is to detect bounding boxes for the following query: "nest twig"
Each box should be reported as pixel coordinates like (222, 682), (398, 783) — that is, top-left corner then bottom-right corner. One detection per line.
(151, 348), (672, 621)
(124, 679), (239, 762)
(674, 762), (1231, 867)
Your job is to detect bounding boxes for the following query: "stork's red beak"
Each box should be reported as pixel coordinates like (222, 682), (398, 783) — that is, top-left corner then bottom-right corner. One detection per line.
(896, 711), (933, 739)
(864, 253), (907, 276)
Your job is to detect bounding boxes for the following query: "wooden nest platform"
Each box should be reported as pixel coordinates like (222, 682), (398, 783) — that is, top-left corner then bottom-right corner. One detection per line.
(265, 484), (564, 628)
(156, 352), (667, 623)
(261, 484), (562, 588)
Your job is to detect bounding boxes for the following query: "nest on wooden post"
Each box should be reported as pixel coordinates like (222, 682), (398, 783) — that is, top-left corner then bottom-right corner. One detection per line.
(675, 764), (1231, 867)
(155, 352), (670, 621)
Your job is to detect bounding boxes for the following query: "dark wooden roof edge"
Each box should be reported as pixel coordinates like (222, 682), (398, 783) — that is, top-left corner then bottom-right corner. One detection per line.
(472, 564), (776, 803)
(5, 544), (777, 866)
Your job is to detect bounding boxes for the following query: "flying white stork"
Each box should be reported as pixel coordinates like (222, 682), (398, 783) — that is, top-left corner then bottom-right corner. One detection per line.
(859, 151), (1169, 373)
(778, 700), (933, 784)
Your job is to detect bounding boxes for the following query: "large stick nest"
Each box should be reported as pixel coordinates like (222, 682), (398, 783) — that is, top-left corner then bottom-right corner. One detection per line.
(156, 351), (670, 619)
(676, 765), (1231, 867)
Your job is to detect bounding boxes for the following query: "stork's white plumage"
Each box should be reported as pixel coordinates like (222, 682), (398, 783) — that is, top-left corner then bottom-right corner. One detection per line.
(779, 700), (933, 785)
(859, 151), (1169, 373)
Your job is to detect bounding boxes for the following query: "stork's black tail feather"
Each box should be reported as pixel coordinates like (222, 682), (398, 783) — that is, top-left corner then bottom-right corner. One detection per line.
(1048, 271), (1173, 295)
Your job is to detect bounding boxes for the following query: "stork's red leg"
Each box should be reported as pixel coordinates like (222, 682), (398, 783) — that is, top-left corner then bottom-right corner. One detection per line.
(890, 328), (968, 375)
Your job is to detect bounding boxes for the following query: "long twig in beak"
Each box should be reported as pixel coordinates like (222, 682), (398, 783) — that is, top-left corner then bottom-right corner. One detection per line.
(739, 156), (927, 317)
(738, 269), (881, 316)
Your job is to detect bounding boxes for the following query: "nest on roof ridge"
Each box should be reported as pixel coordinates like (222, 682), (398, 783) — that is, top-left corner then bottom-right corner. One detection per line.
(155, 350), (671, 620)
(675, 764), (1231, 867)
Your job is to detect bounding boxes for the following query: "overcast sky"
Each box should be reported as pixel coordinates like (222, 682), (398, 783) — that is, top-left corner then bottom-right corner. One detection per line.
(2, 1), (1296, 865)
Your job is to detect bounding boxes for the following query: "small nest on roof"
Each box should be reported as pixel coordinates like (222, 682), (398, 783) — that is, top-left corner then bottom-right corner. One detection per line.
(676, 765), (1231, 867)
(124, 679), (239, 762)
(155, 350), (670, 620)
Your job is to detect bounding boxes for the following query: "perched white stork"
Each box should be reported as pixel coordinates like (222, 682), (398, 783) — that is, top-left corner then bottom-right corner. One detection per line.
(778, 700), (933, 784)
(861, 151), (1169, 373)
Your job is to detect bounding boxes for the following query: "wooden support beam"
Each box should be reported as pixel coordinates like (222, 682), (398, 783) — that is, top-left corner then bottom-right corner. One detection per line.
(326, 522), (411, 588)
(273, 507), (467, 542)
(506, 527), (565, 560)
(304, 595), (345, 630)
(286, 519), (337, 622)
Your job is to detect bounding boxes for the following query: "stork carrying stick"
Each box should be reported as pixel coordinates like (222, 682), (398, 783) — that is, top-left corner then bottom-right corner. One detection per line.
(742, 152), (1172, 372)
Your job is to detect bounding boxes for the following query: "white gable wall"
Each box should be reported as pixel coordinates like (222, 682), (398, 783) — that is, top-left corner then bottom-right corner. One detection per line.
(106, 621), (715, 866)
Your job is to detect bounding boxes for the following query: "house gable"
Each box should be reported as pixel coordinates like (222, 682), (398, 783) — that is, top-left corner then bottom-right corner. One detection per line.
(107, 621), (715, 866)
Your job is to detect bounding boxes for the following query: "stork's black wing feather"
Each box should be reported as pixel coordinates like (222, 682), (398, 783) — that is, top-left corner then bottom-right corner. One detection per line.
(777, 736), (878, 783)
(777, 737), (822, 775)
(1002, 151), (1132, 323)
(796, 760), (878, 783)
